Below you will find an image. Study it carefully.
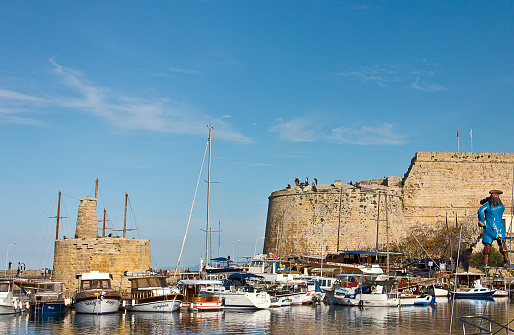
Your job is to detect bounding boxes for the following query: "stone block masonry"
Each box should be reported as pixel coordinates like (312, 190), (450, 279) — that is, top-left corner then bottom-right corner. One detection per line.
(264, 183), (405, 257)
(75, 197), (98, 238)
(264, 152), (514, 257)
(403, 152), (514, 228)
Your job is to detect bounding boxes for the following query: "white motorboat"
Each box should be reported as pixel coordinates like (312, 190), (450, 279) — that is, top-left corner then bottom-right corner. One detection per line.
(0, 280), (24, 314)
(201, 273), (271, 309)
(337, 276), (400, 307)
(450, 280), (496, 299)
(74, 271), (121, 314)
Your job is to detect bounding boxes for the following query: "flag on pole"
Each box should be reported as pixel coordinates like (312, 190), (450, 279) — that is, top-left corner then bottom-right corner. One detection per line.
(470, 128), (473, 153)
(457, 129), (460, 153)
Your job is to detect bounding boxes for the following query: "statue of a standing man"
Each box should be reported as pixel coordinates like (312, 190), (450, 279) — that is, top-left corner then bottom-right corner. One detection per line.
(478, 190), (509, 267)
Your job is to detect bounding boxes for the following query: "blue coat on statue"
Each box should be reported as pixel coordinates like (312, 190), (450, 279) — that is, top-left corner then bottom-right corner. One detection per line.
(478, 202), (505, 245)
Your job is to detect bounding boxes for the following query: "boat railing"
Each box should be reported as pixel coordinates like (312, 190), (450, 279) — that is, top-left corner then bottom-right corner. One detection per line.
(458, 315), (514, 334)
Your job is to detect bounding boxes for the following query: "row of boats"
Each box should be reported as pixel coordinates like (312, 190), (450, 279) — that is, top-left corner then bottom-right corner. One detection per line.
(0, 270), (322, 315)
(1, 259), (504, 316)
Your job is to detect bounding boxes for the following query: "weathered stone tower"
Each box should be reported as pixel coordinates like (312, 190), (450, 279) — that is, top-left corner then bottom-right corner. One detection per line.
(263, 181), (405, 256)
(74, 197), (98, 238)
(263, 152), (514, 257)
(53, 196), (151, 293)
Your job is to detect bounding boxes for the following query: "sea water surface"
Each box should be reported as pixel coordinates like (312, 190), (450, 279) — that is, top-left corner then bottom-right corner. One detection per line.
(3, 298), (514, 334)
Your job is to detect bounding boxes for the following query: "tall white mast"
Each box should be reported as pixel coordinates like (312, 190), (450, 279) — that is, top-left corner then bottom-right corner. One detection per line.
(205, 125), (213, 267)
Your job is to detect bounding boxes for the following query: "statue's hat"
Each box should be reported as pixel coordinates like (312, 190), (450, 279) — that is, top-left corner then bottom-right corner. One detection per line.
(489, 190), (503, 195)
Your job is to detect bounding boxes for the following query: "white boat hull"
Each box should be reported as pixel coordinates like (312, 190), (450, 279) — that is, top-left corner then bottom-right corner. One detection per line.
(270, 297), (291, 307)
(398, 294), (435, 306)
(0, 304), (21, 315)
(74, 298), (120, 314)
(429, 287), (450, 297)
(337, 293), (400, 307)
(189, 300), (224, 311)
(220, 291), (271, 309)
(126, 299), (181, 312)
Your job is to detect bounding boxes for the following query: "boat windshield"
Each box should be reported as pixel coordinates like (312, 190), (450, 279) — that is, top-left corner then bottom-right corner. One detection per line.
(131, 277), (167, 289)
(81, 279), (111, 290)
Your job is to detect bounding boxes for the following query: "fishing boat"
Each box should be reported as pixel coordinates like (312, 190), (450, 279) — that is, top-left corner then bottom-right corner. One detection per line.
(27, 282), (68, 315)
(74, 271), (121, 314)
(323, 274), (364, 304)
(178, 279), (224, 311)
(0, 280), (24, 314)
(125, 276), (183, 312)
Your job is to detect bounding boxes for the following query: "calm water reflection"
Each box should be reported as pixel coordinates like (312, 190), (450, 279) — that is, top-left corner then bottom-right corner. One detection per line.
(3, 298), (514, 334)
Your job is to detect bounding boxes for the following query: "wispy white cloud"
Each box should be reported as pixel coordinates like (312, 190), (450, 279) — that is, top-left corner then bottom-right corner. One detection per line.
(337, 63), (446, 92)
(0, 59), (251, 143)
(269, 116), (325, 142)
(0, 88), (47, 124)
(270, 116), (404, 146)
(411, 76), (447, 92)
(0, 89), (43, 102)
(167, 67), (203, 75)
(331, 123), (403, 145)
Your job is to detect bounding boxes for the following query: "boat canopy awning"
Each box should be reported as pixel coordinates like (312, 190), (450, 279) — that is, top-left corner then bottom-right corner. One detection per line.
(228, 273), (264, 280)
(338, 250), (403, 256)
(178, 280), (224, 286)
(210, 257), (229, 262)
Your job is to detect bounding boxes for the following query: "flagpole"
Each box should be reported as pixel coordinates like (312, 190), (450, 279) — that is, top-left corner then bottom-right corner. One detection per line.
(457, 129), (460, 153)
(470, 129), (473, 153)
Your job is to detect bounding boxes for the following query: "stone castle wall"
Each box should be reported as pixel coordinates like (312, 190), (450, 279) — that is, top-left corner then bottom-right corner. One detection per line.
(403, 152), (514, 228)
(263, 183), (405, 256)
(264, 152), (514, 257)
(53, 237), (151, 293)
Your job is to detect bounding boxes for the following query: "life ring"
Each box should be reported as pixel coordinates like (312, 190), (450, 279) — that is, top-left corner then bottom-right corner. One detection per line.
(269, 252), (277, 260)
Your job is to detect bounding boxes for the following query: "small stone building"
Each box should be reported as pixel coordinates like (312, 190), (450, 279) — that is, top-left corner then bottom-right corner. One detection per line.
(52, 197), (151, 293)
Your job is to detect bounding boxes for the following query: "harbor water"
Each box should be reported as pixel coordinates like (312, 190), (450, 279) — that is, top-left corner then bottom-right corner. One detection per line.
(3, 298), (514, 334)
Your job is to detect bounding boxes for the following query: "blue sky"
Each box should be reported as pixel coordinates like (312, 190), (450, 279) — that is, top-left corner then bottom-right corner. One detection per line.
(1, 1), (513, 270)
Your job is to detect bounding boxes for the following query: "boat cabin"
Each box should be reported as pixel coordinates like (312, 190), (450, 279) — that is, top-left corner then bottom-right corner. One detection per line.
(76, 271), (113, 291)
